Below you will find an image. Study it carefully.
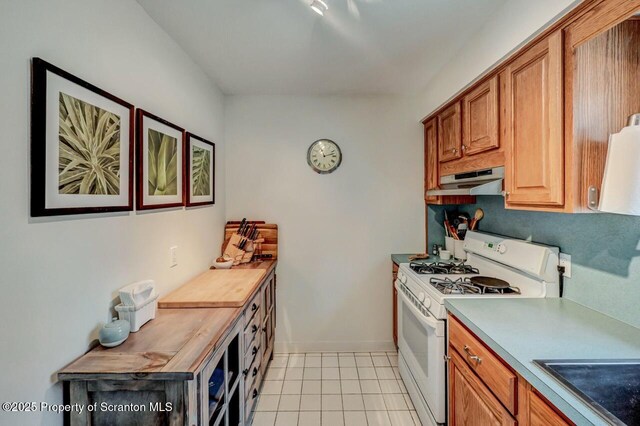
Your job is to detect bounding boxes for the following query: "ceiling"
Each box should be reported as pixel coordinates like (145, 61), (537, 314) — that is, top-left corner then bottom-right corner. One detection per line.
(137, 0), (507, 95)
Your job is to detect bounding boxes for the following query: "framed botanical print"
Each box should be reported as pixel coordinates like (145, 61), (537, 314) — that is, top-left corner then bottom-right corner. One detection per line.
(185, 133), (215, 207)
(136, 109), (185, 210)
(30, 58), (134, 216)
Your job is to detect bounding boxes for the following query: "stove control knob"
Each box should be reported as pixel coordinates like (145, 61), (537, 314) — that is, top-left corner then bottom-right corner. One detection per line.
(399, 273), (407, 284)
(497, 243), (507, 254)
(418, 292), (425, 303)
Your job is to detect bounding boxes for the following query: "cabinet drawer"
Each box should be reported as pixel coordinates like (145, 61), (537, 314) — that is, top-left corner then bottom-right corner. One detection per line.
(244, 289), (263, 328)
(449, 349), (516, 426)
(244, 355), (261, 399)
(244, 337), (262, 374)
(244, 312), (262, 353)
(449, 315), (517, 414)
(245, 379), (260, 422)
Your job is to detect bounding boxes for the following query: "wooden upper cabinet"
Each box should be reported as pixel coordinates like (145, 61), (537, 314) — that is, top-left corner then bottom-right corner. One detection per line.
(463, 76), (499, 156)
(438, 102), (463, 162)
(424, 118), (476, 206)
(449, 350), (516, 426)
(424, 118), (439, 202)
(501, 30), (564, 208)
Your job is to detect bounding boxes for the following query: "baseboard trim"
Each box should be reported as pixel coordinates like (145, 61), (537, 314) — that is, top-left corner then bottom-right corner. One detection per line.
(274, 340), (396, 353)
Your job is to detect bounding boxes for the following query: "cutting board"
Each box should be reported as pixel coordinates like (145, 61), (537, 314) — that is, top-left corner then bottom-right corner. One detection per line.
(158, 269), (267, 308)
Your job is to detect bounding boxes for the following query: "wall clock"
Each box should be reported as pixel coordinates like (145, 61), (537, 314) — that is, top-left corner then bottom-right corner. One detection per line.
(307, 139), (342, 174)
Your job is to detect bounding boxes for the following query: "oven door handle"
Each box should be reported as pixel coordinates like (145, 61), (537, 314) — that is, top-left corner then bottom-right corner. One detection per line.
(395, 281), (442, 333)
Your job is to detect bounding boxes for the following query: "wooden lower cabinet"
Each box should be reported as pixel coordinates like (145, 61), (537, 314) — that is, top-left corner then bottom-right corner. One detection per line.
(448, 314), (574, 426)
(526, 388), (570, 426)
(449, 350), (516, 426)
(60, 270), (277, 426)
(392, 262), (398, 349)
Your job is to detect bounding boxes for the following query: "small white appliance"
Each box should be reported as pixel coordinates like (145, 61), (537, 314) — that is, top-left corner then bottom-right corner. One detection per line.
(115, 280), (158, 332)
(395, 231), (560, 426)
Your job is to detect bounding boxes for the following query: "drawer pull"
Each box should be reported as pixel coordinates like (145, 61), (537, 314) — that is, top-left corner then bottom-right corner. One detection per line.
(252, 389), (258, 399)
(251, 303), (259, 312)
(252, 324), (259, 333)
(252, 346), (258, 355)
(252, 367), (258, 377)
(464, 345), (482, 365)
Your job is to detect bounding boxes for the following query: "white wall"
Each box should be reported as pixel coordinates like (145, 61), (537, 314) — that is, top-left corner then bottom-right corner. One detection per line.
(416, 0), (580, 120)
(0, 1), (225, 424)
(225, 95), (424, 352)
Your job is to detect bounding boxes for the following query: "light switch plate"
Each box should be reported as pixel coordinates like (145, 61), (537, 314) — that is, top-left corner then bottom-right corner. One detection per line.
(170, 246), (178, 268)
(559, 253), (571, 278)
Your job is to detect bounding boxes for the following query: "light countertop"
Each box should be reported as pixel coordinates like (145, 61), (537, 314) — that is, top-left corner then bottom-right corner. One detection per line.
(391, 254), (438, 265)
(445, 298), (640, 426)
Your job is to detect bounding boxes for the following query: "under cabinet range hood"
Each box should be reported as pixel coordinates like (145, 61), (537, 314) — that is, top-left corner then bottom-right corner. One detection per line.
(426, 166), (504, 196)
(592, 114), (640, 216)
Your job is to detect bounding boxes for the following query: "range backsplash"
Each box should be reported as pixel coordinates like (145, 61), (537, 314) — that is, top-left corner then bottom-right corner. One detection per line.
(428, 196), (640, 328)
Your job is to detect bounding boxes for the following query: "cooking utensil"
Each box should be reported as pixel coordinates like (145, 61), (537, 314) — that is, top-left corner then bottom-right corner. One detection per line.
(470, 208), (484, 230)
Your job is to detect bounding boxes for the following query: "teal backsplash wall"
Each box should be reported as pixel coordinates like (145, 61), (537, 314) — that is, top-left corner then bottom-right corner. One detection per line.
(428, 196), (640, 328)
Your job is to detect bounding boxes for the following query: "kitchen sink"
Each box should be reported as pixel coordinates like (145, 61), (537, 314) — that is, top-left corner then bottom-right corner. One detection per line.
(533, 359), (640, 426)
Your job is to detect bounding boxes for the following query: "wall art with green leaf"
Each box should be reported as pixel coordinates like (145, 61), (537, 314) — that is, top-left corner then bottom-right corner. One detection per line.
(30, 58), (134, 217)
(136, 110), (185, 210)
(186, 133), (215, 206)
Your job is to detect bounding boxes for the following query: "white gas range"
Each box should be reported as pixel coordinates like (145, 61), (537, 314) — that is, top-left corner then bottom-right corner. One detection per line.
(395, 231), (560, 426)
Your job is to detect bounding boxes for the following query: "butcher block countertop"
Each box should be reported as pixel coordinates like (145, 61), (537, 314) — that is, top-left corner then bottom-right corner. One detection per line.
(158, 260), (276, 309)
(58, 308), (240, 380)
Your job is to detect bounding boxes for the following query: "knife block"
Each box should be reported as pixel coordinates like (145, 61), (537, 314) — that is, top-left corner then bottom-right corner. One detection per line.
(222, 233), (265, 265)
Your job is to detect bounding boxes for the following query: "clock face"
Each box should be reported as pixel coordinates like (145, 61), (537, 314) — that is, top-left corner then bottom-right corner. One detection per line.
(307, 139), (342, 174)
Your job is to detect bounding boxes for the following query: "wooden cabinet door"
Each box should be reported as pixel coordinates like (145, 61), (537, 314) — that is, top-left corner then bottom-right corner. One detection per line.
(424, 118), (440, 203)
(449, 350), (516, 426)
(438, 102), (463, 162)
(502, 30), (564, 207)
(463, 76), (499, 156)
(528, 389), (570, 426)
(392, 262), (398, 349)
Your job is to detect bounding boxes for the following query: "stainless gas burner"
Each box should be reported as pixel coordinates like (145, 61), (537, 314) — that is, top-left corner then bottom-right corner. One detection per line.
(429, 277), (481, 294)
(410, 261), (479, 275)
(429, 276), (521, 295)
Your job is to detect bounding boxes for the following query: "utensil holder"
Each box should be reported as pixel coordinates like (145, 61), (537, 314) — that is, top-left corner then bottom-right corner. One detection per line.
(445, 237), (455, 257)
(454, 239), (467, 260)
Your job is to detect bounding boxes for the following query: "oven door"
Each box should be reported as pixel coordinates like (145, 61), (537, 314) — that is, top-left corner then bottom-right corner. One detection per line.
(396, 281), (446, 424)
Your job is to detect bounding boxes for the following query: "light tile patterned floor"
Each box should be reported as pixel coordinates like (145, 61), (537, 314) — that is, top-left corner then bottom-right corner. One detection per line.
(251, 352), (422, 426)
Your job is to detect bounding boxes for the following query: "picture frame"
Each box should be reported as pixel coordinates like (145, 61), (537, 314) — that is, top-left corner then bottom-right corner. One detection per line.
(185, 132), (215, 207)
(136, 109), (185, 210)
(30, 58), (135, 216)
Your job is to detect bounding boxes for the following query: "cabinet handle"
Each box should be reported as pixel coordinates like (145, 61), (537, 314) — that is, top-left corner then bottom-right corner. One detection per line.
(252, 367), (258, 377)
(452, 148), (457, 153)
(243, 368), (249, 376)
(252, 389), (258, 399)
(504, 191), (510, 198)
(463, 345), (482, 365)
(251, 303), (258, 312)
(461, 145), (466, 151)
(252, 346), (258, 355)
(252, 324), (259, 333)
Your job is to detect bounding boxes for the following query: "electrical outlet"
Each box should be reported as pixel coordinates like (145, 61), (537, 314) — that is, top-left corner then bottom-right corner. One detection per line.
(559, 253), (571, 278)
(170, 246), (178, 268)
